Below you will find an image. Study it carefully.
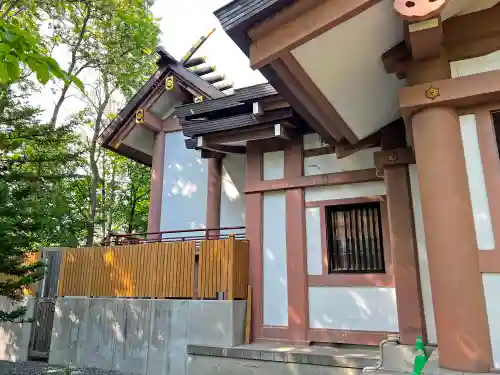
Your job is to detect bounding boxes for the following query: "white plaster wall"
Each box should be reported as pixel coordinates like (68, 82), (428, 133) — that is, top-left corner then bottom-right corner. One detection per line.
(482, 274), (500, 369)
(451, 49), (500, 78)
(303, 133), (329, 150)
(459, 114), (495, 250)
(305, 181), (386, 203)
(308, 287), (398, 332)
(122, 125), (154, 156)
(304, 147), (379, 176)
(220, 154), (246, 229)
(263, 151), (284, 180)
(409, 165), (437, 344)
(263, 191), (288, 326)
(305, 207), (322, 275)
(160, 132), (208, 234)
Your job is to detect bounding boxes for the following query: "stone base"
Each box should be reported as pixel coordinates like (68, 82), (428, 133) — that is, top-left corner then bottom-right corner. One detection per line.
(0, 297), (34, 362)
(49, 297), (246, 375)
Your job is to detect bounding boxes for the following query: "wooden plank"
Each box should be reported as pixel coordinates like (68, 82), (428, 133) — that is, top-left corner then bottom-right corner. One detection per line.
(245, 284), (252, 344)
(200, 241), (208, 298)
(181, 242), (187, 298)
(228, 237), (234, 300)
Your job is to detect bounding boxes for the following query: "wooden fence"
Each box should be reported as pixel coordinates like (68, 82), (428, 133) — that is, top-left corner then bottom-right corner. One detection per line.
(198, 237), (249, 299)
(58, 237), (249, 300)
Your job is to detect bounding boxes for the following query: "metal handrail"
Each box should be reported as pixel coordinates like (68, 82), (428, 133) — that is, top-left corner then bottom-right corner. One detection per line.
(102, 226), (246, 246)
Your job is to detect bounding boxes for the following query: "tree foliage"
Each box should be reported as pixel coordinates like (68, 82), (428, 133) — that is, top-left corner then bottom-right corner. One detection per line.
(0, 87), (84, 321)
(0, 0), (160, 321)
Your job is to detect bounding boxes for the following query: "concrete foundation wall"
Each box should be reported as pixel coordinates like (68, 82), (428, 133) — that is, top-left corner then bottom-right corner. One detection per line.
(187, 354), (364, 375)
(0, 297), (34, 362)
(49, 298), (246, 375)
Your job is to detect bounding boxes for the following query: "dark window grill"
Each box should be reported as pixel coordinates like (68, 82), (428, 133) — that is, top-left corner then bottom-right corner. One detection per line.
(325, 202), (385, 273)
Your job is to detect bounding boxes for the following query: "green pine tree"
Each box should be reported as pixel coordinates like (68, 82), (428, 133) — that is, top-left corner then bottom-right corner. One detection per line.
(0, 87), (82, 322)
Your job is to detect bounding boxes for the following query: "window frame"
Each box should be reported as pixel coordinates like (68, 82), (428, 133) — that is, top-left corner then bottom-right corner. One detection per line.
(306, 196), (394, 287)
(324, 200), (386, 274)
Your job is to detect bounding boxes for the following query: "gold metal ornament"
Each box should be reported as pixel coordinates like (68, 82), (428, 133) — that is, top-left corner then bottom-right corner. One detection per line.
(136, 108), (145, 124)
(165, 76), (174, 91)
(425, 86), (440, 100)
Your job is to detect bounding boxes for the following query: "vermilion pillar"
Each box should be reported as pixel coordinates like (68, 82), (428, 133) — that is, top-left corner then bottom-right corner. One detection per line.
(411, 106), (492, 372)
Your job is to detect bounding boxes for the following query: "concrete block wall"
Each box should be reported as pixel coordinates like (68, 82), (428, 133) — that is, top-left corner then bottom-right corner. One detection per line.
(0, 296), (34, 362)
(49, 298), (246, 375)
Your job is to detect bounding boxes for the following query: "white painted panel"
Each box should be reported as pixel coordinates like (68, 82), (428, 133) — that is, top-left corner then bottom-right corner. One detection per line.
(482, 274), (500, 369)
(122, 125), (154, 156)
(451, 50), (500, 78)
(459, 114), (495, 250)
(220, 154), (246, 230)
(305, 207), (322, 275)
(263, 151), (284, 180)
(308, 286), (398, 332)
(304, 147), (379, 176)
(409, 165), (437, 344)
(305, 181), (386, 203)
(303, 133), (328, 150)
(160, 132), (208, 234)
(263, 192), (288, 326)
(292, 0), (405, 139)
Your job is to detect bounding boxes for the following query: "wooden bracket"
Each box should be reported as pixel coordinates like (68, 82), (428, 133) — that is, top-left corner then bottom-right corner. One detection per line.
(374, 147), (415, 170)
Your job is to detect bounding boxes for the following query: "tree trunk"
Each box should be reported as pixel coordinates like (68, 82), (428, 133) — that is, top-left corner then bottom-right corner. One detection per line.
(49, 3), (91, 127)
(127, 187), (137, 234)
(85, 87), (110, 246)
(101, 151), (106, 238)
(49, 83), (70, 127)
(107, 158), (116, 234)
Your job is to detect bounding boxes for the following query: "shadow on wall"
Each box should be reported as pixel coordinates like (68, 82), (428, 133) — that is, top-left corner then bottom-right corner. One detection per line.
(161, 132), (209, 233)
(50, 298), (246, 375)
(309, 287), (399, 332)
(0, 297), (34, 362)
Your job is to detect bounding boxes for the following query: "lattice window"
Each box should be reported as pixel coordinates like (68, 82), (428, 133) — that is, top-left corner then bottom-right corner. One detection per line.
(325, 202), (385, 273)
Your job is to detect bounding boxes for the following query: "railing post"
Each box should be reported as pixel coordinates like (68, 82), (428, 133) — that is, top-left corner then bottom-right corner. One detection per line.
(227, 234), (236, 300)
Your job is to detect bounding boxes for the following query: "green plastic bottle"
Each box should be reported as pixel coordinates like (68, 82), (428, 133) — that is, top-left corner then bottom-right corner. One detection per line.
(411, 336), (428, 375)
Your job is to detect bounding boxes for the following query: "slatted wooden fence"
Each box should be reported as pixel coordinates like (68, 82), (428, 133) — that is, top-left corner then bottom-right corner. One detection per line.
(57, 237), (249, 300)
(198, 236), (249, 299)
(58, 242), (195, 298)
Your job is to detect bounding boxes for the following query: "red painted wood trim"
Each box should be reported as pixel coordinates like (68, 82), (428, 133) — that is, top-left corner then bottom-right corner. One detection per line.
(284, 138), (308, 343)
(305, 196), (385, 208)
(310, 197), (394, 287)
(246, 168), (381, 193)
(384, 165), (426, 344)
(308, 329), (396, 346)
(246, 141), (264, 341)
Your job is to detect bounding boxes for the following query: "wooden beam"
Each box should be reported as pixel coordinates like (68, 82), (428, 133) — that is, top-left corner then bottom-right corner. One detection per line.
(383, 5), (500, 78)
(393, 0), (448, 21)
(271, 53), (356, 144)
(335, 132), (380, 159)
(143, 112), (163, 132)
(203, 123), (296, 145)
(374, 148), (415, 169)
(197, 137), (247, 154)
(408, 18), (443, 61)
(248, 0), (381, 69)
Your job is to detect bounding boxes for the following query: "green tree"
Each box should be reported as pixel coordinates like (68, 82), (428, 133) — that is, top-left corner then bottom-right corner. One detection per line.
(0, 87), (82, 321)
(0, 1), (83, 86)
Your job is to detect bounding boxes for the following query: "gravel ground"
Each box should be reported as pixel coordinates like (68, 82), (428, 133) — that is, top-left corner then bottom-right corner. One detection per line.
(0, 361), (127, 375)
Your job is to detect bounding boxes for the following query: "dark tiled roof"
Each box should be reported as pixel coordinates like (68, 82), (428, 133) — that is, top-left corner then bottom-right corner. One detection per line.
(174, 83), (277, 118)
(181, 107), (292, 137)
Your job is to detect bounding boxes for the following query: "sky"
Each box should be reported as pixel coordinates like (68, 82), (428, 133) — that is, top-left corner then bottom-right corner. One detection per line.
(32, 0), (266, 125)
